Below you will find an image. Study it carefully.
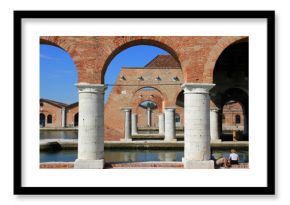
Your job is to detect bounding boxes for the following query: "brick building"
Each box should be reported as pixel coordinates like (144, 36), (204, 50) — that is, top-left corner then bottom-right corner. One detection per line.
(40, 36), (248, 168)
(40, 55), (245, 138)
(104, 55), (184, 140)
(39, 99), (67, 128)
(222, 101), (244, 132)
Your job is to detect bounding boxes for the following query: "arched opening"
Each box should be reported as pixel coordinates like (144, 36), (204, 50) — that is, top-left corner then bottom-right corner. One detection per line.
(102, 39), (181, 84)
(138, 100), (157, 127)
(104, 44), (182, 140)
(40, 44), (78, 104)
(222, 100), (245, 141)
(40, 113), (45, 127)
(47, 114), (52, 124)
(213, 39), (249, 141)
(175, 91), (184, 107)
(74, 113), (79, 127)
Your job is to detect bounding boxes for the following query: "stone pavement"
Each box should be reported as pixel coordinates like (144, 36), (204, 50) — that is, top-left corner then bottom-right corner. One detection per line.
(40, 162), (248, 169)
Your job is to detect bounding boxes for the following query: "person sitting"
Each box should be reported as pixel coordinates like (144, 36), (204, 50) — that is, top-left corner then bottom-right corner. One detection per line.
(210, 149), (230, 168)
(228, 149), (239, 165)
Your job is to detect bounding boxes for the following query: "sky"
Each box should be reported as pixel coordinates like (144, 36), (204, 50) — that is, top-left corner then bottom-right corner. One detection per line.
(40, 44), (169, 104)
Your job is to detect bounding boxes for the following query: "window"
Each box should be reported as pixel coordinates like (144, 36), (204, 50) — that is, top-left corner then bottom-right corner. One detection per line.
(235, 115), (241, 124)
(40, 113), (45, 127)
(47, 114), (52, 124)
(139, 101), (157, 109)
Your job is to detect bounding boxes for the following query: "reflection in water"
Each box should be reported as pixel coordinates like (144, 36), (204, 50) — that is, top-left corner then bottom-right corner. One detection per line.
(40, 131), (248, 163)
(40, 149), (248, 163)
(40, 130), (78, 139)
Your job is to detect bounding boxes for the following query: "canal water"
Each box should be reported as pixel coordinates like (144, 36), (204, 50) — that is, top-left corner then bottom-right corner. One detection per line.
(40, 130), (249, 163)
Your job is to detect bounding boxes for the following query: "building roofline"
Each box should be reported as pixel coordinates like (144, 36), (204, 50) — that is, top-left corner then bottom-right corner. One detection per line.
(40, 98), (68, 108)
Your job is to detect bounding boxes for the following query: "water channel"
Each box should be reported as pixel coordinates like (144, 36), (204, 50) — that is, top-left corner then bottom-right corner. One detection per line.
(40, 130), (249, 163)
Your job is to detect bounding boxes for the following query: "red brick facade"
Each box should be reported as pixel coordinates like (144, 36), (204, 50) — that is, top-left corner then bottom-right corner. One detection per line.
(40, 36), (248, 140)
(40, 99), (66, 128)
(222, 101), (244, 131)
(104, 55), (184, 140)
(40, 36), (247, 84)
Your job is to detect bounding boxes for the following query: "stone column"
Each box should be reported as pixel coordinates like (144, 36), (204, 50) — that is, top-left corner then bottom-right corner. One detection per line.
(131, 113), (138, 135)
(61, 107), (66, 128)
(210, 108), (221, 142)
(181, 83), (215, 169)
(147, 107), (151, 127)
(158, 113), (165, 135)
(164, 108), (176, 141)
(74, 83), (106, 169)
(122, 107), (132, 141)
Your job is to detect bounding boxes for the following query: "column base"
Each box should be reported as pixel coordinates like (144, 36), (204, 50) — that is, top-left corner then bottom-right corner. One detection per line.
(74, 159), (104, 169)
(211, 139), (222, 143)
(182, 158), (214, 169)
(120, 138), (132, 142)
(164, 138), (177, 142)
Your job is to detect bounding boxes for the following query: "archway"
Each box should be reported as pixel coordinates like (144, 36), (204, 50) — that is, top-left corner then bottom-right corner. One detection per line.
(138, 100), (158, 127)
(40, 113), (45, 127)
(222, 100), (245, 141)
(104, 44), (182, 140)
(40, 43), (78, 104)
(220, 88), (248, 141)
(212, 39), (249, 141)
(101, 39), (181, 84)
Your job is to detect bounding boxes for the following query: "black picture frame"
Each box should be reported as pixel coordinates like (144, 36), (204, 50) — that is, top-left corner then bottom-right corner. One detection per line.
(14, 10), (275, 195)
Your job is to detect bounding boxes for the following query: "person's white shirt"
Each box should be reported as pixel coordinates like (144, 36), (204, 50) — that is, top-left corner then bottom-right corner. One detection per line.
(229, 153), (239, 161)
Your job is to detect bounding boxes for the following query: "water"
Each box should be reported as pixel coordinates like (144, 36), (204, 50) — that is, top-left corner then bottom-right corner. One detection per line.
(40, 130), (78, 139)
(40, 130), (248, 163)
(40, 149), (248, 163)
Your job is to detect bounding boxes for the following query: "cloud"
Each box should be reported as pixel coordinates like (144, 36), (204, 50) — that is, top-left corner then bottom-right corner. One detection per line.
(40, 53), (60, 60)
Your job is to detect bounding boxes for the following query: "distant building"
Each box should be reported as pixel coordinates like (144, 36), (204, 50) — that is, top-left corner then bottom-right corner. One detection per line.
(39, 98), (78, 128)
(222, 101), (244, 132)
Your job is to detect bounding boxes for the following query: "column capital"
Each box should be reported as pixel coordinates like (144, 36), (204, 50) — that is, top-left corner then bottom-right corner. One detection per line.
(165, 107), (176, 112)
(122, 107), (132, 112)
(210, 107), (220, 112)
(76, 83), (107, 93)
(181, 83), (215, 94)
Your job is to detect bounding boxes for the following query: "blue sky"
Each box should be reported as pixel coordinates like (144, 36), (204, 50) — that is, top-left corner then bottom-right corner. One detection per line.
(40, 44), (168, 104)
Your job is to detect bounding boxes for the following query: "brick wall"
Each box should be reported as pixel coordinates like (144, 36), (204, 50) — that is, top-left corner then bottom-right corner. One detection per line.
(40, 101), (62, 128)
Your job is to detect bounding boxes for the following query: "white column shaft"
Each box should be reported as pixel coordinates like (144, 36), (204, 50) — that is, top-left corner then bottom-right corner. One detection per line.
(210, 109), (219, 141)
(164, 108), (176, 141)
(61, 108), (66, 128)
(75, 83), (106, 169)
(158, 113), (165, 135)
(131, 113), (138, 135)
(182, 83), (215, 169)
(123, 108), (132, 140)
(147, 108), (151, 127)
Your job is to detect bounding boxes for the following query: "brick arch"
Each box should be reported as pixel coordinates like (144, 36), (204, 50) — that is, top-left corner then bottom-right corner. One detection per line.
(100, 37), (182, 83)
(40, 36), (103, 83)
(131, 89), (164, 113)
(40, 36), (80, 77)
(133, 86), (168, 104)
(203, 36), (248, 83)
(173, 89), (184, 107)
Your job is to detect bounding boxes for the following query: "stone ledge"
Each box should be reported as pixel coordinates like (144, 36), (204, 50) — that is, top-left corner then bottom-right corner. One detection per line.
(74, 159), (104, 169)
(183, 159), (215, 169)
(39, 162), (249, 169)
